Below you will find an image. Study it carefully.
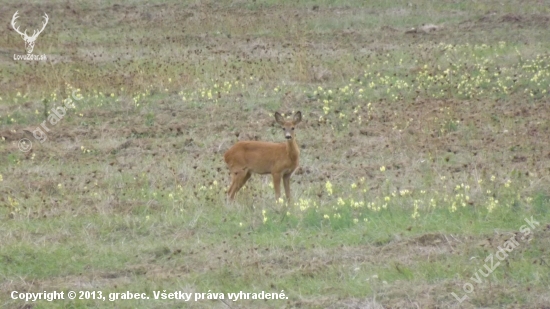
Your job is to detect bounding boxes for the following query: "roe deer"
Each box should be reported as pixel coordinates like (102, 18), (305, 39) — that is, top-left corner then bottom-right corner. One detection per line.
(224, 111), (302, 202)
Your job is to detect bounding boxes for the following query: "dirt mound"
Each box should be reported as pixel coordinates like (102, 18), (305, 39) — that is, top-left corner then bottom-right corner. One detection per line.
(477, 12), (550, 27)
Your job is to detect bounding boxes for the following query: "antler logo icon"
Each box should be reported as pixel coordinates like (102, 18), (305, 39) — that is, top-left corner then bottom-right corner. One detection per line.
(11, 11), (49, 54)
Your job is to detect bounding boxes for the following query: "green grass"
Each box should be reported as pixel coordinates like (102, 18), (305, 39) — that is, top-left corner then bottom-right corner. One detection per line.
(2, 0), (550, 308)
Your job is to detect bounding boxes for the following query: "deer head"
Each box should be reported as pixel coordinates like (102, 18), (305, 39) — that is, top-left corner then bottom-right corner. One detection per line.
(11, 11), (49, 54)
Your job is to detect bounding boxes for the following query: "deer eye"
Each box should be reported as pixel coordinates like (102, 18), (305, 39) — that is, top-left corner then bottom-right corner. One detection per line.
(291, 127), (295, 130)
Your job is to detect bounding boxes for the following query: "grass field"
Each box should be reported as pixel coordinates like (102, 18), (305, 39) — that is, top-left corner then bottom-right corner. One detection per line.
(1, 0), (550, 308)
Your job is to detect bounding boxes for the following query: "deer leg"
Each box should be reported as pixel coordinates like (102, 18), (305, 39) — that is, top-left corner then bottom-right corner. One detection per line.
(272, 172), (282, 200)
(234, 171), (251, 196)
(228, 172), (239, 200)
(228, 170), (250, 200)
(228, 170), (243, 200)
(283, 173), (291, 202)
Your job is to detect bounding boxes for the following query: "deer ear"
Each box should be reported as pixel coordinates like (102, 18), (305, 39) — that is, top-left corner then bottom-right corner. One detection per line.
(274, 112), (284, 124)
(293, 111), (302, 124)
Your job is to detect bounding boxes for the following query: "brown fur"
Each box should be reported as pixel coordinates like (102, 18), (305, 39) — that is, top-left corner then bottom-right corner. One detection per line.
(224, 111), (302, 201)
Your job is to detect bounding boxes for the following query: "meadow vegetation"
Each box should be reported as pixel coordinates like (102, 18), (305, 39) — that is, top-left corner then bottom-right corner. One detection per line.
(1, 0), (550, 308)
